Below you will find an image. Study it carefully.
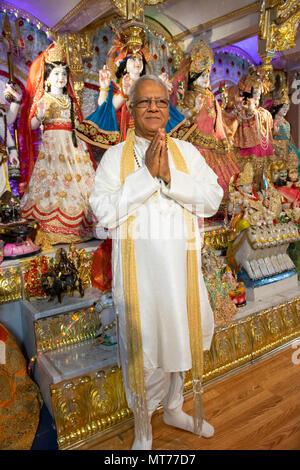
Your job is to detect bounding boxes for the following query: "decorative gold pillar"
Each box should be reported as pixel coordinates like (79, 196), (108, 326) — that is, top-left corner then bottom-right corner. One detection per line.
(55, 32), (93, 105)
(111, 0), (145, 21)
(258, 0), (300, 75)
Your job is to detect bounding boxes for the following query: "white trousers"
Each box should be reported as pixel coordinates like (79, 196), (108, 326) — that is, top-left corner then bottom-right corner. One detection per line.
(143, 367), (186, 416)
(122, 361), (186, 419)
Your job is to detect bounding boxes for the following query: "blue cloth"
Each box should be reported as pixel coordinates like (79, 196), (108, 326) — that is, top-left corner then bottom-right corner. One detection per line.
(85, 82), (118, 132)
(167, 102), (185, 133)
(274, 122), (300, 172)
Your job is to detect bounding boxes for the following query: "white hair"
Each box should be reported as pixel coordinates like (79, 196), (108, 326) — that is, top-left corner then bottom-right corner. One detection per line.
(129, 74), (169, 105)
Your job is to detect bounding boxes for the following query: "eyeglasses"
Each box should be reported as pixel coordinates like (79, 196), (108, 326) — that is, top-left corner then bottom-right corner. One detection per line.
(132, 98), (169, 109)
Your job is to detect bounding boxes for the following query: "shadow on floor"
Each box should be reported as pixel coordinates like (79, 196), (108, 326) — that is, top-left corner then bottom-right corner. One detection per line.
(31, 404), (59, 450)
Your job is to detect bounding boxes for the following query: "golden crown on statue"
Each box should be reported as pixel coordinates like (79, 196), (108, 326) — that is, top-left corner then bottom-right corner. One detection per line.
(189, 40), (214, 77)
(45, 40), (66, 64)
(236, 162), (254, 186)
(120, 22), (146, 51)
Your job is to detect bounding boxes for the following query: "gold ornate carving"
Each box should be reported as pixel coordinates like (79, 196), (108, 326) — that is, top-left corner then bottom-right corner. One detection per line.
(111, 0), (127, 18)
(51, 366), (131, 449)
(111, 0), (145, 20)
(203, 228), (237, 251)
(258, 0), (300, 71)
(34, 306), (101, 353)
(56, 32), (93, 105)
(0, 266), (22, 304)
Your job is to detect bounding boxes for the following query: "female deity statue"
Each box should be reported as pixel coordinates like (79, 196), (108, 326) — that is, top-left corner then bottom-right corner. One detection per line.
(233, 66), (273, 189)
(76, 28), (184, 148)
(268, 160), (300, 211)
(170, 40), (240, 199)
(218, 82), (240, 146)
(18, 41), (97, 248)
(271, 89), (300, 172)
(227, 162), (265, 229)
(0, 83), (20, 197)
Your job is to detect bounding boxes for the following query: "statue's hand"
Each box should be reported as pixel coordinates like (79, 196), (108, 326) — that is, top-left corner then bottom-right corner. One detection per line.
(122, 73), (132, 96)
(159, 72), (173, 93)
(195, 95), (203, 112)
(4, 83), (21, 103)
(99, 67), (111, 89)
(9, 149), (19, 167)
(35, 100), (46, 124)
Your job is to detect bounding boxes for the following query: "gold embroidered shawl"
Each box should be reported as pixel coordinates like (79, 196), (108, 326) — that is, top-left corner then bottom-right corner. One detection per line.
(120, 129), (204, 436)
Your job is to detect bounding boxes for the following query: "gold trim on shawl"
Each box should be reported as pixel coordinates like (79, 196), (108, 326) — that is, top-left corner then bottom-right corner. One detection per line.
(120, 129), (204, 436)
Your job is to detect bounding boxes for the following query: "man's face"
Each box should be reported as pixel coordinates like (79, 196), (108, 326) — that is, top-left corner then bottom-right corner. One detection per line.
(130, 79), (170, 140)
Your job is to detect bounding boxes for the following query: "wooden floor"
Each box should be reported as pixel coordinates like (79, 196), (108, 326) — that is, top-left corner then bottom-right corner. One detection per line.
(77, 342), (300, 450)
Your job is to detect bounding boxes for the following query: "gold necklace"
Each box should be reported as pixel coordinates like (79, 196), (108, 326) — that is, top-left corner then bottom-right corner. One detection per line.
(46, 92), (70, 110)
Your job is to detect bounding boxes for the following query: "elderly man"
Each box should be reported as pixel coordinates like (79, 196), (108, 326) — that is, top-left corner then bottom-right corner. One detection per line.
(89, 75), (223, 450)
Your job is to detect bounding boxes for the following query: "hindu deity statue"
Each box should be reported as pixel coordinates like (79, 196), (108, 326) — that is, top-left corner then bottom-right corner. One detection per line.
(218, 81), (240, 146)
(18, 41), (97, 248)
(0, 83), (21, 197)
(233, 66), (273, 190)
(201, 245), (238, 325)
(271, 88), (300, 173)
(268, 160), (300, 212)
(76, 25), (184, 148)
(227, 162), (265, 229)
(170, 39), (240, 199)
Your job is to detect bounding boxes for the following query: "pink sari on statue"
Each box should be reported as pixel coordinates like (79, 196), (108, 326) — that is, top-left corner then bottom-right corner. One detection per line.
(189, 90), (240, 198)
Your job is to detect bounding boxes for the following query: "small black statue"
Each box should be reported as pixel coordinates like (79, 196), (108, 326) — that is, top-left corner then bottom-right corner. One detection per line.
(41, 248), (84, 303)
(0, 190), (20, 223)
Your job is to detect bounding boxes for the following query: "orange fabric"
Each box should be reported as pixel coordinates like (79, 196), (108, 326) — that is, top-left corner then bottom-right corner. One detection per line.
(0, 323), (42, 449)
(91, 238), (112, 291)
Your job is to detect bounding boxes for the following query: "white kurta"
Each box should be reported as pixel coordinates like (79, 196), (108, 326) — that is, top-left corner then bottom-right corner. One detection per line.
(90, 135), (223, 378)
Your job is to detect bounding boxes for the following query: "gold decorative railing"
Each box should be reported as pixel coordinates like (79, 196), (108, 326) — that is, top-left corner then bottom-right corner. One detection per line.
(51, 296), (300, 449)
(34, 306), (101, 353)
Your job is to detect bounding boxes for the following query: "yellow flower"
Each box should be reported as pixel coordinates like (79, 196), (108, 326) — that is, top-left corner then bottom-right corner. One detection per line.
(58, 191), (67, 198)
(64, 174), (72, 182)
(75, 174), (82, 182)
(59, 154), (65, 163)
